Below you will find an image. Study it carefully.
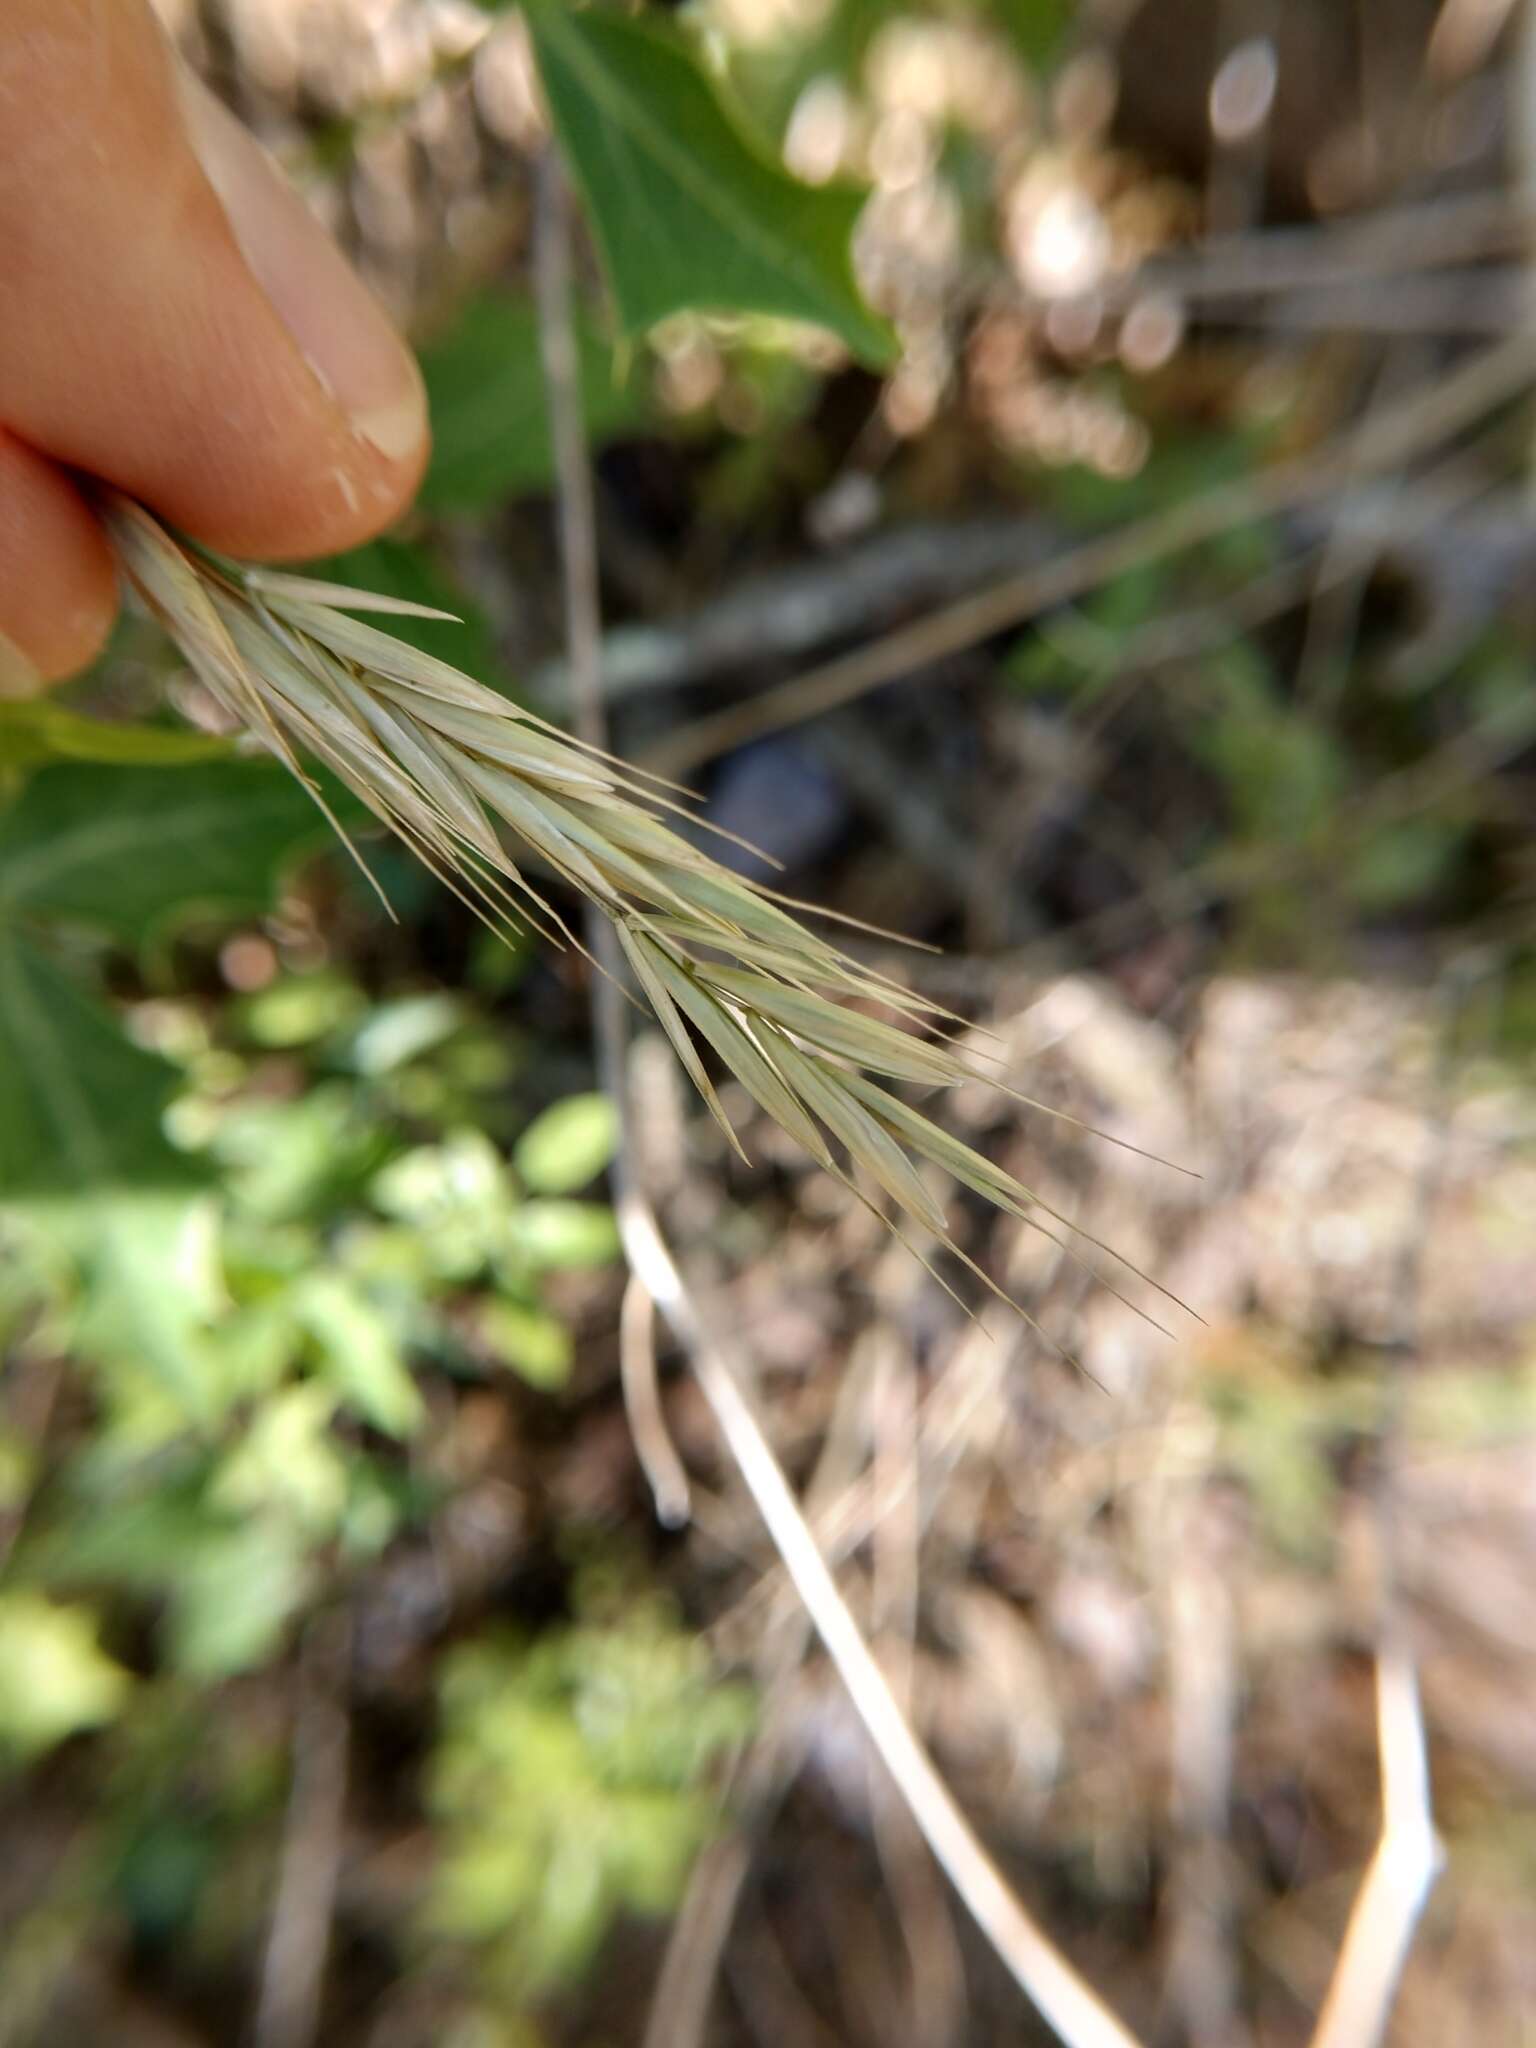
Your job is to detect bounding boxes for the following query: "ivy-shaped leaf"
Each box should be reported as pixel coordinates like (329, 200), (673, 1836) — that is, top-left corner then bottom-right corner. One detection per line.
(0, 931), (198, 1197)
(0, 1592), (132, 1759)
(67, 1193), (224, 1423)
(0, 759), (334, 948)
(0, 933), (218, 1416)
(295, 1273), (424, 1439)
(525, 0), (895, 365)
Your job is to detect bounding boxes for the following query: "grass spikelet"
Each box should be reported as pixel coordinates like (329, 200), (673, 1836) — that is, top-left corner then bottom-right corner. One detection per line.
(103, 492), (1187, 1331)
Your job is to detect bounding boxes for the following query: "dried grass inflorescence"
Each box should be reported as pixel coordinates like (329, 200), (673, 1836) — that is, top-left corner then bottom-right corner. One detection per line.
(104, 492), (1168, 1326)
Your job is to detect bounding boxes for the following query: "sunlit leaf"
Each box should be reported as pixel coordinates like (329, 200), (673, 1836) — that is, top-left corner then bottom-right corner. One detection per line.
(297, 1272), (424, 1438)
(213, 1383), (350, 1531)
(0, 1593), (131, 1760)
(525, 0), (894, 363)
(25, 1476), (310, 1676)
(238, 972), (367, 1051)
(513, 1091), (618, 1195)
(169, 1517), (312, 1678)
(483, 1297), (573, 1390)
(67, 1193), (224, 1424)
(371, 1130), (517, 1281)
(509, 1199), (620, 1272)
(213, 1087), (390, 1226)
(429, 1608), (753, 1988)
(342, 992), (464, 1076)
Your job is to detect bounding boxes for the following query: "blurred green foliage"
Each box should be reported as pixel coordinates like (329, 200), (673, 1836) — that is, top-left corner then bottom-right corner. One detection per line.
(1007, 422), (1536, 961)
(1200, 1335), (1536, 1566)
(5, 0), (1534, 2036)
(428, 1579), (754, 1996)
(1, 891), (632, 1671)
(0, 1592), (131, 1762)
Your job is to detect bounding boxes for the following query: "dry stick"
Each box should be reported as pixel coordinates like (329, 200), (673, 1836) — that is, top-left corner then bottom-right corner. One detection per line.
(642, 1784), (770, 2048)
(649, 330), (1536, 779)
(619, 1201), (1147, 2048)
(1307, 966), (1466, 2048)
(533, 151), (1149, 2048)
(1111, 187), (1536, 305)
(620, 1266), (691, 1527)
(1307, 1645), (1442, 2048)
(978, 673), (1536, 980)
(1163, 1494), (1243, 2048)
(252, 1612), (351, 2048)
(533, 154), (692, 1536)
(1170, 275), (1529, 337)
(643, 1696), (810, 2048)
(1515, 0), (1536, 498)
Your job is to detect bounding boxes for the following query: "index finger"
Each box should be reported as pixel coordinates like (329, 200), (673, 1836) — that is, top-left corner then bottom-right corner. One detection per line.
(0, 0), (428, 564)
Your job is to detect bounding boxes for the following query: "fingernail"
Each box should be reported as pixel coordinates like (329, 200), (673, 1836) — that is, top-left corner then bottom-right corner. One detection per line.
(0, 629), (44, 702)
(178, 75), (427, 464)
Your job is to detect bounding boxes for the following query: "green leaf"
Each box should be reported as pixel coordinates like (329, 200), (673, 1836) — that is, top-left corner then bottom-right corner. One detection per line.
(0, 700), (232, 773)
(0, 1592), (131, 1760)
(342, 991), (463, 1076)
(0, 759), (331, 947)
(23, 1476), (312, 1673)
(509, 1199), (620, 1272)
(525, 1), (894, 364)
(67, 1194), (224, 1424)
(1349, 821), (1463, 911)
(214, 1087), (389, 1226)
(370, 1130), (517, 1280)
(168, 1517), (312, 1678)
(0, 936), (220, 1415)
(213, 1384), (350, 1533)
(0, 932), (197, 1197)
(483, 1298), (573, 1390)
(990, 0), (1073, 67)
(296, 1272), (424, 1438)
(430, 1612), (753, 1988)
(239, 972), (367, 1051)
(420, 292), (646, 512)
(513, 1091), (618, 1195)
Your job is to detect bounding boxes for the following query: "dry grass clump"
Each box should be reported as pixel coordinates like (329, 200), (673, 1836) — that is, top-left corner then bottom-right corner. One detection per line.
(104, 492), (1172, 1325)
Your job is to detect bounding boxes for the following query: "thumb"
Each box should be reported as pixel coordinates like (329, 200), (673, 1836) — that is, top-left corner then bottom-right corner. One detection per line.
(0, 0), (428, 563)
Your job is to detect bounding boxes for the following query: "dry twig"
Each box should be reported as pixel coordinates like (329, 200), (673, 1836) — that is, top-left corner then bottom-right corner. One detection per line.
(648, 332), (1536, 777)
(252, 1612), (351, 2048)
(1306, 967), (1465, 2047)
(1307, 1643), (1442, 2048)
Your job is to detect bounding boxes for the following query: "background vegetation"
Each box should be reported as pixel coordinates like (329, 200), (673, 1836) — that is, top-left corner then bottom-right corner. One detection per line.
(4, 0), (1536, 2043)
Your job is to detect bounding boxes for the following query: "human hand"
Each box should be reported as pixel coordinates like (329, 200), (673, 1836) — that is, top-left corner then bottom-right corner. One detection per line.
(0, 0), (429, 697)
